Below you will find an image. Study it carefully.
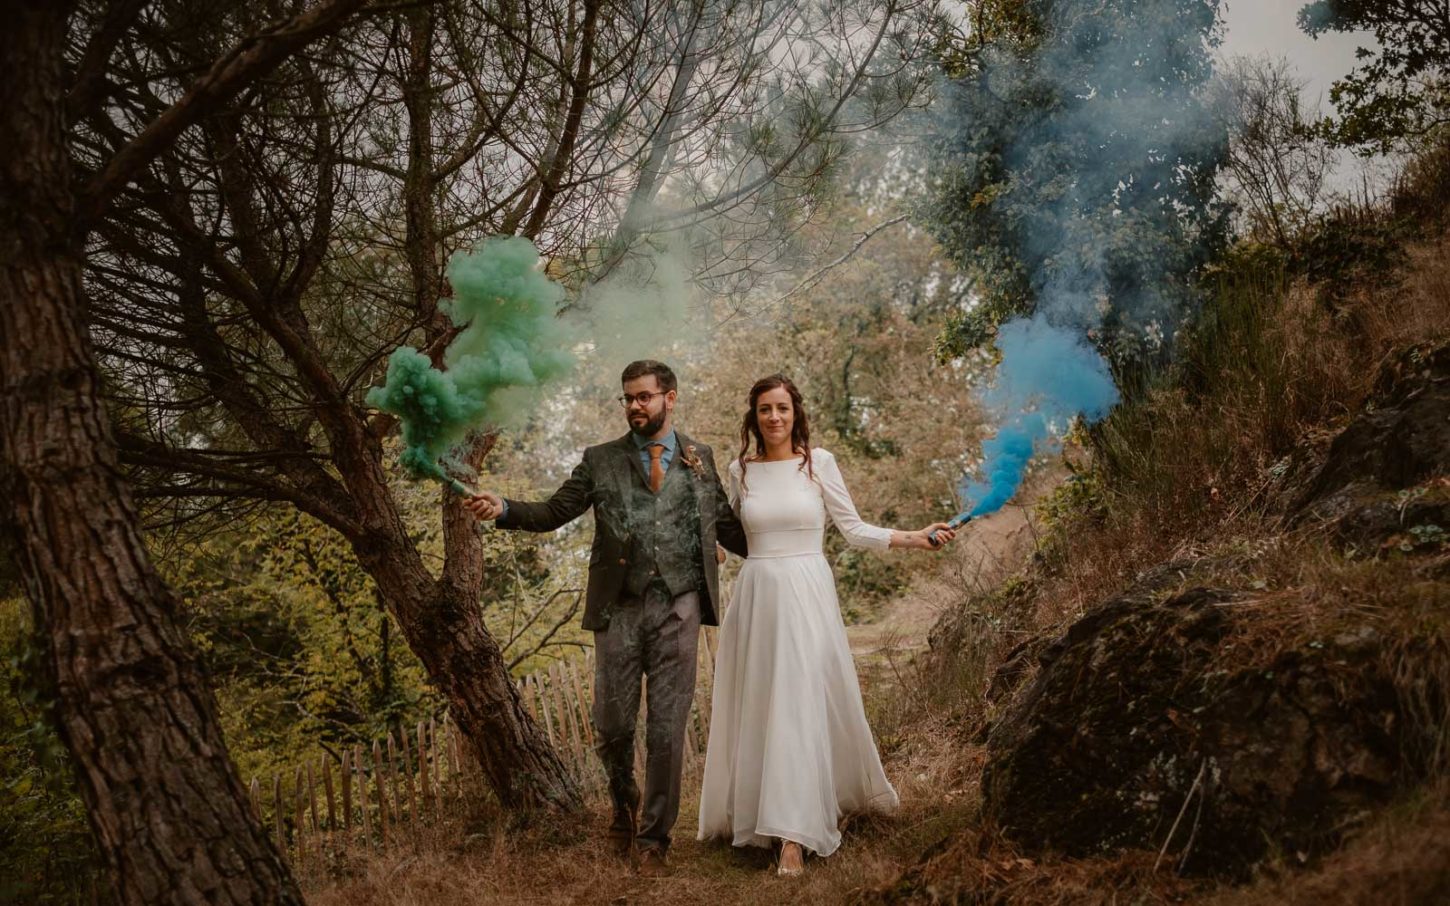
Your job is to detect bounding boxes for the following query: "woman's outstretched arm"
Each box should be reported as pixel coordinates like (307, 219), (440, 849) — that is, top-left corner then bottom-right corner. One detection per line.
(817, 449), (956, 551)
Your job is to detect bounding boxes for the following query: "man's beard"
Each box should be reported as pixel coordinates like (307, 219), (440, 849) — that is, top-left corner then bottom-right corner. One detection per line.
(628, 408), (668, 437)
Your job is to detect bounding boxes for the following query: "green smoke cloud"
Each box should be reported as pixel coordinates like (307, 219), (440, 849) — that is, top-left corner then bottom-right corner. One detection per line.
(366, 236), (575, 493)
(576, 237), (700, 375)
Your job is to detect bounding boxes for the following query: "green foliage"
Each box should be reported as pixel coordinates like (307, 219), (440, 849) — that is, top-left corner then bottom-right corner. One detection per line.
(156, 474), (576, 781)
(164, 515), (436, 780)
(1028, 462), (1108, 570)
(1089, 250), (1300, 503)
(934, 308), (1001, 363)
(923, 0), (1230, 379)
(0, 600), (103, 903)
(1403, 521), (1446, 552)
(3, 430), (594, 897)
(829, 537), (910, 624)
(933, 0), (1046, 79)
(1180, 252), (1295, 411)
(1298, 0), (1450, 154)
(1075, 183), (1419, 531)
(1035, 463), (1106, 531)
(1296, 206), (1407, 305)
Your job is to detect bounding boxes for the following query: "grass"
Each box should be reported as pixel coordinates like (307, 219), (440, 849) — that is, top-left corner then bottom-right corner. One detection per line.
(297, 510), (1447, 905)
(855, 171), (1450, 900)
(1200, 782), (1450, 906)
(297, 533), (1449, 904)
(299, 713), (985, 905)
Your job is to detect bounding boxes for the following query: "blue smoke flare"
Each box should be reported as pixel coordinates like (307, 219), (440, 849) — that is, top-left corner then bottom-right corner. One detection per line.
(954, 316), (1119, 519)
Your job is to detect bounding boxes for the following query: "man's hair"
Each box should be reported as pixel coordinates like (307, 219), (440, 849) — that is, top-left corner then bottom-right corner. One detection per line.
(620, 359), (677, 393)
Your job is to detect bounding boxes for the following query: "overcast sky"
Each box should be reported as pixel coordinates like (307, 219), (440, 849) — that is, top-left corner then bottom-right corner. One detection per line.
(1217, 0), (1388, 193)
(1218, 0), (1371, 102)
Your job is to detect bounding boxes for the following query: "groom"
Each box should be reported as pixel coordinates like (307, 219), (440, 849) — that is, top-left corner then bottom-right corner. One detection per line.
(464, 360), (747, 872)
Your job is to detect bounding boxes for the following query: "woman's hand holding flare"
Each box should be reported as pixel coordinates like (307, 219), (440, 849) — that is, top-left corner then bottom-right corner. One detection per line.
(891, 522), (956, 551)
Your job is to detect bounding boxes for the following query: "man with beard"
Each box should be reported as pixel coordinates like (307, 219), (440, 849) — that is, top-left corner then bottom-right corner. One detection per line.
(465, 360), (746, 873)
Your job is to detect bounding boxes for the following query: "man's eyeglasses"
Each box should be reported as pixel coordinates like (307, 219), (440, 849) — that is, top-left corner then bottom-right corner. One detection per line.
(617, 391), (666, 408)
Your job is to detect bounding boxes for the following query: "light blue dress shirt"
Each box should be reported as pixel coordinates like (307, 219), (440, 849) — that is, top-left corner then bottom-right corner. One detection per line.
(632, 428), (677, 475)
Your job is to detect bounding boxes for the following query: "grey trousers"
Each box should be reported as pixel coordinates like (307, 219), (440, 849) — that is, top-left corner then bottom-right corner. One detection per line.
(592, 585), (701, 853)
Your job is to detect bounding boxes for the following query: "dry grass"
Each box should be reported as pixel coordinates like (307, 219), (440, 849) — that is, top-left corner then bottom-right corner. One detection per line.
(299, 537), (1447, 905)
(1377, 236), (1450, 352)
(1200, 782), (1450, 906)
(858, 827), (1196, 905)
(298, 534), (1447, 905)
(1032, 223), (1450, 626)
(300, 714), (984, 905)
(853, 215), (1450, 901)
(298, 462), (1053, 905)
(861, 782), (1450, 906)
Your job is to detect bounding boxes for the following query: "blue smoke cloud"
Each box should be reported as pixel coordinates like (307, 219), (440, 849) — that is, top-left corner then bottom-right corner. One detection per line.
(937, 0), (1226, 522)
(957, 316), (1119, 517)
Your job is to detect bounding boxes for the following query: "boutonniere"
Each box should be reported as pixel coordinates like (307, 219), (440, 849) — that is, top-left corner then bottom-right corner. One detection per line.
(679, 444), (707, 479)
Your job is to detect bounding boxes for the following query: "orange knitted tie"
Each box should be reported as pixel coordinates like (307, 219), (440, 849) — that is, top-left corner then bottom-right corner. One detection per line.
(647, 443), (665, 493)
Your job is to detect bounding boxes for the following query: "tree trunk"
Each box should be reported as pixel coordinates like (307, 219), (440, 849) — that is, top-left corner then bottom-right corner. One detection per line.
(0, 6), (303, 903)
(353, 533), (582, 811)
(378, 4), (581, 812)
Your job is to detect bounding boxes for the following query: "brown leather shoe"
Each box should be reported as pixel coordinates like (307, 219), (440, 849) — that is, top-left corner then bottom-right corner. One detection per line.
(637, 847), (669, 876)
(607, 830), (634, 859)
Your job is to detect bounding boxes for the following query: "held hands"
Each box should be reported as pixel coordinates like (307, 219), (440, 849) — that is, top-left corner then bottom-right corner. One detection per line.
(462, 491), (505, 522)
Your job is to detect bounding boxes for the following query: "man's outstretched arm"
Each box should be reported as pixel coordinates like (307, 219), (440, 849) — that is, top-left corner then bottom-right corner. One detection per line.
(465, 456), (593, 532)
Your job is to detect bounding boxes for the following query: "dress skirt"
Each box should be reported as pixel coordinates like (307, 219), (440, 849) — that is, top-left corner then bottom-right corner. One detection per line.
(696, 549), (898, 856)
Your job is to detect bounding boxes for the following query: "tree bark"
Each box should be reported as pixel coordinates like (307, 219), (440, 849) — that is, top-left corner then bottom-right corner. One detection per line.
(355, 538), (581, 810)
(0, 4), (302, 903)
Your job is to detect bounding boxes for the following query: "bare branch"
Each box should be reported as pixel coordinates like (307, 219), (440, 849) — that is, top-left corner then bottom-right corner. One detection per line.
(78, 0), (373, 228)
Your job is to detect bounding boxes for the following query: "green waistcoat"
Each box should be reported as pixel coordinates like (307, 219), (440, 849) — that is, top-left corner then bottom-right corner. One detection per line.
(621, 455), (705, 599)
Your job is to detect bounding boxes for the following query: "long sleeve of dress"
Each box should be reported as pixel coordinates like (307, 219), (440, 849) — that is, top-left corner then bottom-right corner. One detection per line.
(727, 459), (743, 517)
(815, 449), (892, 551)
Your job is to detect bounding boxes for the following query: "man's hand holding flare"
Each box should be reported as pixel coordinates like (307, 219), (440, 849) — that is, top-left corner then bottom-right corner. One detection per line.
(463, 492), (505, 521)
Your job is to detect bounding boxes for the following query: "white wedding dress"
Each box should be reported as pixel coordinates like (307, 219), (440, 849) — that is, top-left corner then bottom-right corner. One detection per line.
(697, 448), (899, 857)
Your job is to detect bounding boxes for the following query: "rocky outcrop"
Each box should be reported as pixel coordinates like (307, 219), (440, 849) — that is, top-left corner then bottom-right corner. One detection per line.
(1290, 343), (1450, 554)
(980, 585), (1405, 879)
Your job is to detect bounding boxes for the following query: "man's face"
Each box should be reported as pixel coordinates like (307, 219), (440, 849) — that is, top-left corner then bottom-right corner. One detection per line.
(622, 375), (675, 437)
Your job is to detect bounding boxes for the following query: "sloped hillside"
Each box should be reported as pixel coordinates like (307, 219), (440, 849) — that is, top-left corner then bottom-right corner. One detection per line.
(870, 162), (1450, 904)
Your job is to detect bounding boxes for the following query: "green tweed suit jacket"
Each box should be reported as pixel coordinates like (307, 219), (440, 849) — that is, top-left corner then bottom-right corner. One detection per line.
(497, 431), (748, 631)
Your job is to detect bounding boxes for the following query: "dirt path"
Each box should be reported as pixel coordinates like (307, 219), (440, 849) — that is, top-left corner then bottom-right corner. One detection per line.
(846, 470), (1059, 660)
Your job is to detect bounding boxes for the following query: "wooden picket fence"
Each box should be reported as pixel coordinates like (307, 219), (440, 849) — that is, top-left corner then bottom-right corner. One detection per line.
(246, 627), (723, 868)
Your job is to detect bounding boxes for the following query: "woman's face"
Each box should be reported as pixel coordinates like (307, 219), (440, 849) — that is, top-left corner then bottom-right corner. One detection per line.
(755, 386), (794, 448)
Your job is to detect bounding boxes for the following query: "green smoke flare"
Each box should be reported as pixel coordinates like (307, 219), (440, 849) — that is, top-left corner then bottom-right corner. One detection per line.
(366, 236), (575, 493)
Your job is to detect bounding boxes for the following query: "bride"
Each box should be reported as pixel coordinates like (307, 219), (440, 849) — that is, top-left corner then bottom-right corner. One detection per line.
(697, 374), (957, 876)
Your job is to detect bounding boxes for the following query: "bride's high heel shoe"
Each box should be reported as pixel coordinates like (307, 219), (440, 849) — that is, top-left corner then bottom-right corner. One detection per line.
(776, 840), (805, 877)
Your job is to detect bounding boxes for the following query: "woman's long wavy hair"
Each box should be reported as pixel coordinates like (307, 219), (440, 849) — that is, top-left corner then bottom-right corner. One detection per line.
(737, 373), (812, 488)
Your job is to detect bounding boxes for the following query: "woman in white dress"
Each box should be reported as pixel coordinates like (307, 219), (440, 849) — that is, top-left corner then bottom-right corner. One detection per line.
(697, 374), (957, 876)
